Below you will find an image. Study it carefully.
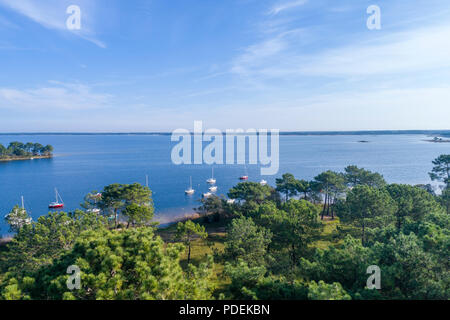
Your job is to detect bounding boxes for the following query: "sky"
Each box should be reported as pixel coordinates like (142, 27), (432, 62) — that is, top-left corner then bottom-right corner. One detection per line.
(0, 0), (450, 132)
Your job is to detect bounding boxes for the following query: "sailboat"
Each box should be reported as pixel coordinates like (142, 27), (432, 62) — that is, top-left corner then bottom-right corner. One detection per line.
(239, 166), (248, 180)
(260, 179), (267, 186)
(5, 196), (32, 226)
(185, 176), (195, 195)
(209, 185), (218, 192)
(206, 167), (216, 184)
(21, 196), (32, 224)
(49, 188), (64, 209)
(203, 192), (212, 198)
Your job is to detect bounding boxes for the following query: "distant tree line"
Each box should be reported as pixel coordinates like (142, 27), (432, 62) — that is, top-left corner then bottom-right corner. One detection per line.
(0, 142), (54, 159)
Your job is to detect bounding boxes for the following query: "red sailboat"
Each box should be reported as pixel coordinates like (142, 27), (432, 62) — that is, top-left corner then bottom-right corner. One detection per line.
(239, 166), (248, 180)
(49, 188), (64, 209)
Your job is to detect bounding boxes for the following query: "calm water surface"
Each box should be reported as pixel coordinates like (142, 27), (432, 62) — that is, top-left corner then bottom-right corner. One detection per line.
(0, 134), (448, 234)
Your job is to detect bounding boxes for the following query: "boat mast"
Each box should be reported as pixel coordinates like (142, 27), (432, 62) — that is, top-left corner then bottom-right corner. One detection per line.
(21, 196), (24, 210)
(190, 176), (192, 189)
(145, 175), (149, 188)
(55, 188), (58, 203)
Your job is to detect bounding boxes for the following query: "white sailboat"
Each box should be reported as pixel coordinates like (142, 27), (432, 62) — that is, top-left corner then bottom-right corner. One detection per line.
(5, 196), (32, 227)
(185, 176), (195, 195)
(260, 179), (267, 186)
(203, 192), (212, 198)
(206, 167), (216, 184)
(209, 185), (218, 192)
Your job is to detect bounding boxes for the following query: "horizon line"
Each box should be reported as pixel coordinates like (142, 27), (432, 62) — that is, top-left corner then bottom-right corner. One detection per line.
(0, 129), (449, 136)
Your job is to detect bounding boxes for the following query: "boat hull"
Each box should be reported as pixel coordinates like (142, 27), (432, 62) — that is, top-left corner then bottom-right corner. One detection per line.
(49, 204), (64, 209)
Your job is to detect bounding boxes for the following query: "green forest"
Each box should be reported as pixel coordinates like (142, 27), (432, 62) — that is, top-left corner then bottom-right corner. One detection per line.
(0, 142), (54, 160)
(0, 155), (448, 300)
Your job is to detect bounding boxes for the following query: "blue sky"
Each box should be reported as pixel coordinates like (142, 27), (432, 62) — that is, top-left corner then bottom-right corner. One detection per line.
(0, 0), (450, 132)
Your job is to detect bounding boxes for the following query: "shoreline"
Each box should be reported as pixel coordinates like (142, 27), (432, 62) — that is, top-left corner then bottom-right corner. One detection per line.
(0, 211), (201, 240)
(0, 155), (53, 162)
(424, 139), (450, 143)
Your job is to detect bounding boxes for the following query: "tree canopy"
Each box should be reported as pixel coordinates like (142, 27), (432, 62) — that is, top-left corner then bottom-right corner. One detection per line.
(1, 156), (449, 301)
(0, 142), (54, 159)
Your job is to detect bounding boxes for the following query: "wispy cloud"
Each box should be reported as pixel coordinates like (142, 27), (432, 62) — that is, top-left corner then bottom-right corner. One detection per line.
(300, 24), (450, 77)
(231, 19), (450, 81)
(269, 0), (308, 15)
(0, 0), (105, 48)
(231, 37), (287, 76)
(0, 82), (112, 110)
(230, 28), (306, 79)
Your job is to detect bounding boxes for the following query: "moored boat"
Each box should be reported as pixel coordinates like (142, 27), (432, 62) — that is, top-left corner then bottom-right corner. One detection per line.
(185, 176), (195, 195)
(206, 167), (216, 184)
(49, 188), (64, 209)
(239, 166), (249, 180)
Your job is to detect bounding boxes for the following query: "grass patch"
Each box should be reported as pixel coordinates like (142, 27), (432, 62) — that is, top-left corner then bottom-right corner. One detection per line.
(312, 218), (342, 249)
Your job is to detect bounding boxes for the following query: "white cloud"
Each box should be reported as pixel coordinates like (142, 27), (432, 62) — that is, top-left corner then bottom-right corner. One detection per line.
(0, 82), (112, 110)
(269, 0), (308, 15)
(300, 25), (450, 77)
(0, 0), (105, 48)
(231, 37), (286, 76)
(231, 29), (305, 78)
(231, 21), (450, 82)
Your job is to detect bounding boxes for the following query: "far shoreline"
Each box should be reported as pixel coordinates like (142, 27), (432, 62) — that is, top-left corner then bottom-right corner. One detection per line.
(0, 129), (450, 136)
(0, 155), (53, 162)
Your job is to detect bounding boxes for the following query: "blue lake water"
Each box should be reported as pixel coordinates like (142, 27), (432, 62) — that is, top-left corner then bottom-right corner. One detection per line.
(0, 134), (449, 235)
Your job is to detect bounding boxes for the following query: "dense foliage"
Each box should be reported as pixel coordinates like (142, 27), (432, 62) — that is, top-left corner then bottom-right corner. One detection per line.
(0, 155), (448, 300)
(0, 142), (53, 159)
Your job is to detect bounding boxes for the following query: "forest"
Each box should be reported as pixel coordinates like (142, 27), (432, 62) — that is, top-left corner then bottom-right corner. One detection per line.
(0, 155), (448, 300)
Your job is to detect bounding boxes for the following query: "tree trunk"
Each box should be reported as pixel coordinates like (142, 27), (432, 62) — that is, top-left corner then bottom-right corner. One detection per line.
(331, 197), (335, 219)
(187, 243), (191, 265)
(326, 196), (331, 217)
(321, 193), (328, 220)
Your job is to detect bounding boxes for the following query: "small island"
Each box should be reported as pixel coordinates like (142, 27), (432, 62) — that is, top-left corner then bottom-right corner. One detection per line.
(0, 141), (54, 161)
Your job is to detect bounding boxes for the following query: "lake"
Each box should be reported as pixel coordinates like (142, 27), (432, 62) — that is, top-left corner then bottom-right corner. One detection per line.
(0, 134), (448, 235)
